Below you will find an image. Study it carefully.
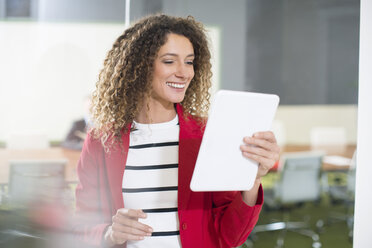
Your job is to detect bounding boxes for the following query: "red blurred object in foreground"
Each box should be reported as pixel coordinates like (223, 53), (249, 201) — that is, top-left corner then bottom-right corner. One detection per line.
(28, 201), (70, 230)
(270, 161), (280, 172)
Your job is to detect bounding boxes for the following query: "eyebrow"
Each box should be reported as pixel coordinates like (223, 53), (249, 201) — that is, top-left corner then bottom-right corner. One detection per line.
(159, 53), (195, 58)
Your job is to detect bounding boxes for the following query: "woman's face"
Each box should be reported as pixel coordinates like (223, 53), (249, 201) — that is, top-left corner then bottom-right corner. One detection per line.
(150, 33), (195, 107)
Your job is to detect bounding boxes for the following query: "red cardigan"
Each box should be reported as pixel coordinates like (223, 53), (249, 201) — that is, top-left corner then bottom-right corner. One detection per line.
(74, 104), (263, 248)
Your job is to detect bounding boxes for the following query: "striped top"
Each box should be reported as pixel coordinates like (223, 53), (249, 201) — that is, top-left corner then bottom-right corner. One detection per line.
(123, 115), (181, 248)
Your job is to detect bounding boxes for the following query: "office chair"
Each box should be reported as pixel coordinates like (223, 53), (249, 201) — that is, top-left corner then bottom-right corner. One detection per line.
(0, 160), (69, 247)
(310, 126), (347, 195)
(7, 159), (67, 205)
(250, 152), (324, 248)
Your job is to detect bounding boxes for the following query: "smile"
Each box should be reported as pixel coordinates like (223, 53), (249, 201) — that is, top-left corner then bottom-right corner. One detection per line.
(166, 82), (186, 89)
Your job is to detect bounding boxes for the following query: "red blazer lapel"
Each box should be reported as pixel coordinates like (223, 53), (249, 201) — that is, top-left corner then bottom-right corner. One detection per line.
(177, 104), (205, 210)
(104, 129), (130, 212)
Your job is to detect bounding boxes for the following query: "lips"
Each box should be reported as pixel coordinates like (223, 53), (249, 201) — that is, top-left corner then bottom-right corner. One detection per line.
(166, 82), (186, 89)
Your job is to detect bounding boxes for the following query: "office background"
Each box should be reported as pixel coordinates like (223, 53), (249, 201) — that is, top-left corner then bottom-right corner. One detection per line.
(0, 0), (359, 145)
(2, 0), (370, 247)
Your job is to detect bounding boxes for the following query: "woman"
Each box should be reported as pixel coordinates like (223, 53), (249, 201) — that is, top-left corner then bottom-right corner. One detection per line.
(74, 14), (279, 248)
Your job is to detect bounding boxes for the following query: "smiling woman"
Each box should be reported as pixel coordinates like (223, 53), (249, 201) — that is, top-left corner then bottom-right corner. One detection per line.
(73, 14), (280, 248)
(137, 33), (196, 124)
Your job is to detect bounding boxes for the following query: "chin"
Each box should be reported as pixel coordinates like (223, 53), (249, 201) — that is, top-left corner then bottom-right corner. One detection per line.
(168, 95), (186, 104)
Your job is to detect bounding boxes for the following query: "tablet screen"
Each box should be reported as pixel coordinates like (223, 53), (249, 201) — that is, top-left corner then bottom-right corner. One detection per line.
(190, 90), (279, 191)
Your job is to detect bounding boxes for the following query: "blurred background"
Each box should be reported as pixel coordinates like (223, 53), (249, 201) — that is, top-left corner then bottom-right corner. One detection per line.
(0, 0), (361, 247)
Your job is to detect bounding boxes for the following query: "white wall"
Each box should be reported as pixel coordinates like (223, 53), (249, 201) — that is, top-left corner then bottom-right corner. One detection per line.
(274, 104), (357, 145)
(0, 22), (124, 141)
(0, 22), (220, 143)
(354, 0), (372, 247)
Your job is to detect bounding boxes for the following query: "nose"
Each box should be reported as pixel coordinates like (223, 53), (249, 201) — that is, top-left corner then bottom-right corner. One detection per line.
(175, 64), (189, 78)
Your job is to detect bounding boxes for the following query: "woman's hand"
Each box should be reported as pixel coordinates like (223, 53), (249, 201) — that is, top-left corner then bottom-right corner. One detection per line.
(239, 131), (280, 206)
(240, 131), (280, 179)
(104, 209), (153, 247)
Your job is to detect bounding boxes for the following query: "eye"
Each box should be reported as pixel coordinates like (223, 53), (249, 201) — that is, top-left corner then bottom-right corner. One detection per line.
(163, 60), (174, 64)
(186, 61), (194, 65)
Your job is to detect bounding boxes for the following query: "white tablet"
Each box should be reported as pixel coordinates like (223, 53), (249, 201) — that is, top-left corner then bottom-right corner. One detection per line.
(190, 90), (280, 191)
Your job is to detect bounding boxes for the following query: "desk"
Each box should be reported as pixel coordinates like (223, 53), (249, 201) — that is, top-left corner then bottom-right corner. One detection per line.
(0, 145), (356, 184)
(0, 148), (81, 184)
(281, 144), (356, 171)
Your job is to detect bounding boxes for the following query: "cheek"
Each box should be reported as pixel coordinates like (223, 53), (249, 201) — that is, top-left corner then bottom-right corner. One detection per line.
(153, 67), (164, 80)
(189, 69), (195, 80)
(153, 62), (169, 78)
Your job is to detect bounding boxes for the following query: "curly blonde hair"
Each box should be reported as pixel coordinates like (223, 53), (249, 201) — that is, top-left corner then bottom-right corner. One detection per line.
(91, 14), (212, 148)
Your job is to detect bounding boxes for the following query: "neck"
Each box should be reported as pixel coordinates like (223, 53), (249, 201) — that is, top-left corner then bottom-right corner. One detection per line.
(135, 101), (177, 124)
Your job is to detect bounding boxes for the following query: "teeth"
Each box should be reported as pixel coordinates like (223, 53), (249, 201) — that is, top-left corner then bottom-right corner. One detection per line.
(166, 82), (185, 89)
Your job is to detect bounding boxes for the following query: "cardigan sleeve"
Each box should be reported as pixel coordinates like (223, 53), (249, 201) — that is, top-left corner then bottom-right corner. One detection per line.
(212, 185), (263, 247)
(73, 133), (111, 247)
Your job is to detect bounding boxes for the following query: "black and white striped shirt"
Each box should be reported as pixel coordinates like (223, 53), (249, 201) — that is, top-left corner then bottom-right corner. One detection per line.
(123, 115), (181, 247)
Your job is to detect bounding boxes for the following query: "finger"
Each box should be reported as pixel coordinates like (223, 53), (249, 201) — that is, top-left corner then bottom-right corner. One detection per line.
(240, 145), (279, 161)
(112, 215), (153, 233)
(240, 145), (275, 159)
(111, 230), (145, 243)
(243, 137), (279, 153)
(118, 208), (147, 219)
(253, 131), (277, 143)
(112, 222), (152, 236)
(242, 152), (276, 170)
